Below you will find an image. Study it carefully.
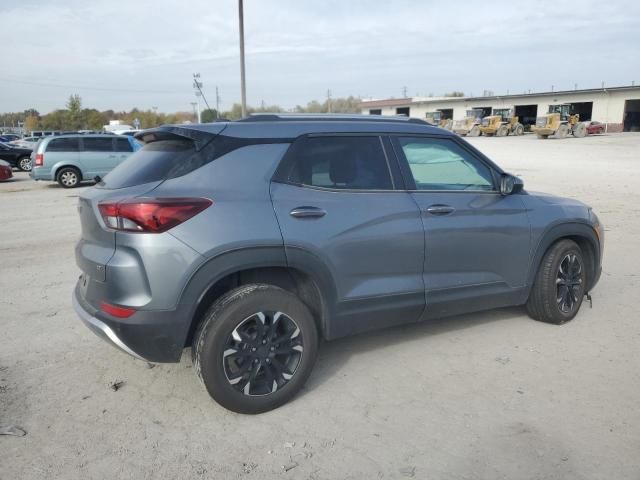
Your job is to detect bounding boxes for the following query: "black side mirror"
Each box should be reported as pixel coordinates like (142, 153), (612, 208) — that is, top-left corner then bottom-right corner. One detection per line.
(500, 173), (524, 195)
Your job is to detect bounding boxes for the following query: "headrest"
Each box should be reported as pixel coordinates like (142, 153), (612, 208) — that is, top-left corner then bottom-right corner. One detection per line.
(329, 152), (357, 185)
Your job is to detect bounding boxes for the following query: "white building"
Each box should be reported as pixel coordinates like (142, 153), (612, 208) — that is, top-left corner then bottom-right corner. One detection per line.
(360, 85), (640, 132)
(103, 120), (134, 134)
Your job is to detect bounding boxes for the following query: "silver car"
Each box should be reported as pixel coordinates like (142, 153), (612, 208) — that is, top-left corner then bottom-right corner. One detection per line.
(30, 134), (139, 187)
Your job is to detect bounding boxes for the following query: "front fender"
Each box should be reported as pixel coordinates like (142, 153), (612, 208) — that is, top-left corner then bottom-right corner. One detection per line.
(527, 221), (602, 290)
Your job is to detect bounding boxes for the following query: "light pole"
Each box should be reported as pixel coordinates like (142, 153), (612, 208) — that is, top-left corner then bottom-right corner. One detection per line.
(238, 0), (247, 117)
(190, 102), (198, 123)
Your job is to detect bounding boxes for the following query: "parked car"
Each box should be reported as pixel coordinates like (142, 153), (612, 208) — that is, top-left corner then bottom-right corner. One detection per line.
(0, 159), (13, 181)
(0, 134), (20, 142)
(586, 121), (606, 135)
(30, 134), (140, 188)
(0, 143), (33, 171)
(9, 136), (41, 149)
(73, 114), (604, 414)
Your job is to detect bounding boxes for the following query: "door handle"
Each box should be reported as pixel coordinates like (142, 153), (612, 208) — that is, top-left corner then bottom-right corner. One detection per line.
(289, 206), (327, 218)
(426, 204), (455, 216)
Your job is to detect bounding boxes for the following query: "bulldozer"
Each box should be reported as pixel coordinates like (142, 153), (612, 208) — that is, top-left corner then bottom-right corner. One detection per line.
(478, 108), (525, 137)
(452, 109), (485, 136)
(425, 111), (453, 130)
(531, 104), (587, 139)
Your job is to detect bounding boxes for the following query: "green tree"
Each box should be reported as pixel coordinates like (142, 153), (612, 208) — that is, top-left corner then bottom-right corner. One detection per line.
(66, 94), (83, 129)
(201, 108), (218, 123)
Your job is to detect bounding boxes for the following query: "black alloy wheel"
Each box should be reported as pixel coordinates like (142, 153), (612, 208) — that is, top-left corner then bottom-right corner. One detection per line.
(223, 311), (303, 396)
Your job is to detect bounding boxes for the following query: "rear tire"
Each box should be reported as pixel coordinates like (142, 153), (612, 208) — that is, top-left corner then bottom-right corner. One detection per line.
(497, 125), (509, 137)
(514, 124), (524, 136)
(57, 167), (81, 188)
(192, 284), (319, 414)
(18, 156), (32, 172)
(526, 239), (586, 324)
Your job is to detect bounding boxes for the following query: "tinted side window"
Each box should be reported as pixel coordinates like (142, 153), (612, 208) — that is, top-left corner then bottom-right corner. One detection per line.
(82, 137), (113, 152)
(287, 136), (392, 190)
(398, 137), (494, 191)
(46, 138), (80, 152)
(114, 137), (133, 152)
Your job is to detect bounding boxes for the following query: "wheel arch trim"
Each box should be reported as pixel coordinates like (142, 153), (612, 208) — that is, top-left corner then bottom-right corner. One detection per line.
(177, 245), (338, 341)
(527, 221), (601, 291)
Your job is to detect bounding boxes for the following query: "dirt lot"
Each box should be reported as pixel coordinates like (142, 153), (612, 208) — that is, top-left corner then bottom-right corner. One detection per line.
(1, 133), (639, 480)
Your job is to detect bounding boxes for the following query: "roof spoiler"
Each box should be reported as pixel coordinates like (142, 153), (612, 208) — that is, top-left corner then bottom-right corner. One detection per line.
(134, 124), (227, 151)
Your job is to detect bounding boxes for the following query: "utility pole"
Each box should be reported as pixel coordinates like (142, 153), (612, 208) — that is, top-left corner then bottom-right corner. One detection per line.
(190, 102), (198, 122)
(215, 86), (220, 119)
(327, 89), (332, 113)
(402, 86), (408, 98)
(238, 0), (247, 118)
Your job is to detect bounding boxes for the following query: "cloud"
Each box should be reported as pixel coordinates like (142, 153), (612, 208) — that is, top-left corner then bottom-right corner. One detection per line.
(0, 0), (639, 113)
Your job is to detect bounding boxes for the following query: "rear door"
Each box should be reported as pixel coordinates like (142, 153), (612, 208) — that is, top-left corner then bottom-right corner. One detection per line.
(391, 135), (531, 318)
(270, 134), (425, 338)
(80, 137), (116, 177)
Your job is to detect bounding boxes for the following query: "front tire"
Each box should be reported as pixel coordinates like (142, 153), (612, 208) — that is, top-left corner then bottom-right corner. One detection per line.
(18, 156), (32, 172)
(556, 124), (569, 139)
(192, 284), (319, 414)
(526, 240), (586, 324)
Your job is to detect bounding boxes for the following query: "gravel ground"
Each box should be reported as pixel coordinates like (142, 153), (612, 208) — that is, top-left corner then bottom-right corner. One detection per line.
(1, 133), (639, 480)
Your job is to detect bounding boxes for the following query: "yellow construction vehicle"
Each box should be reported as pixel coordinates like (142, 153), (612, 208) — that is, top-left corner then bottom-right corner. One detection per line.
(531, 104), (587, 139)
(478, 108), (525, 137)
(453, 109), (484, 136)
(425, 111), (453, 130)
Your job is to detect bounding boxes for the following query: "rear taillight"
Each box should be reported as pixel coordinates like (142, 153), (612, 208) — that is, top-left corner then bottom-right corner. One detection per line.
(35, 153), (44, 166)
(100, 302), (136, 318)
(98, 197), (212, 233)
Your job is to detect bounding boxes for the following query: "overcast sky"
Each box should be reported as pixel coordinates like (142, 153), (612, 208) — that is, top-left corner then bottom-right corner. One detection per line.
(1, 0), (639, 114)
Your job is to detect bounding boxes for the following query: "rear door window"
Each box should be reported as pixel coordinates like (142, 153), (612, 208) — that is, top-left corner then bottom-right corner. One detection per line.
(82, 137), (114, 152)
(284, 136), (393, 190)
(46, 138), (80, 152)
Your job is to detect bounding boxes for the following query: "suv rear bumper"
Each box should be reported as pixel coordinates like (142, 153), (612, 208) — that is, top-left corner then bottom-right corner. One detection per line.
(72, 281), (188, 363)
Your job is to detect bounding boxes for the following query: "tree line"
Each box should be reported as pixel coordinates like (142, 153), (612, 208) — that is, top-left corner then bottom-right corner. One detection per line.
(1, 94), (363, 132)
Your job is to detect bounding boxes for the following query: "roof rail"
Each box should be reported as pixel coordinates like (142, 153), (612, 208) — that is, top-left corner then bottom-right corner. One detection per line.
(236, 113), (429, 125)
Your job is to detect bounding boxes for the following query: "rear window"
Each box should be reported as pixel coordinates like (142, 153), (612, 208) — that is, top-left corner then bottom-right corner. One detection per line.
(46, 137), (80, 152)
(100, 139), (196, 189)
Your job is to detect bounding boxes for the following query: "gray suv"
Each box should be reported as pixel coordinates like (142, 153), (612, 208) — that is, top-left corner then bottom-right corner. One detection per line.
(73, 115), (603, 413)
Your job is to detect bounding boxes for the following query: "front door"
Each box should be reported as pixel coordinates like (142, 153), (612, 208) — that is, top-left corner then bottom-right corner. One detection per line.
(391, 135), (531, 318)
(270, 134), (425, 338)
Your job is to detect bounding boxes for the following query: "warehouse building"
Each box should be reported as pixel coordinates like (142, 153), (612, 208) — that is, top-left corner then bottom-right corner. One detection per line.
(360, 85), (640, 132)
